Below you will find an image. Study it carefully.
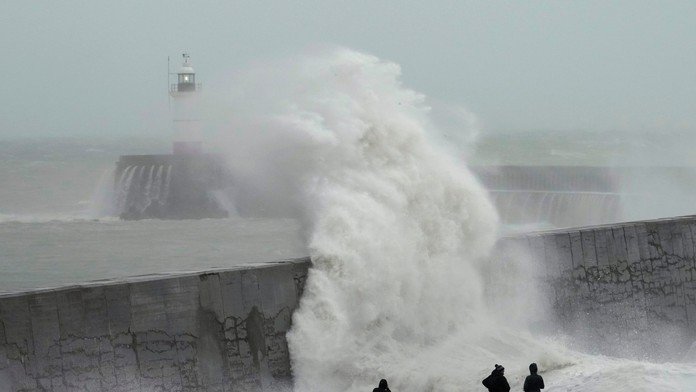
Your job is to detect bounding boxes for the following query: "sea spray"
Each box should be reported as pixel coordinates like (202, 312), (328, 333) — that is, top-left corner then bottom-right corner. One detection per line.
(217, 48), (696, 392)
(215, 48), (517, 390)
(276, 50), (503, 391)
(88, 167), (117, 218)
(213, 48), (567, 391)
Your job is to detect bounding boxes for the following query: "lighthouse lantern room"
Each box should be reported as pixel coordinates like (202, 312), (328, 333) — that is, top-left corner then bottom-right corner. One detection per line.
(175, 53), (197, 92)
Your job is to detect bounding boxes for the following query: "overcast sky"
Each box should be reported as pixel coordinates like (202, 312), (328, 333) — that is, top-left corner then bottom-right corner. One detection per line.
(1, 1), (694, 138)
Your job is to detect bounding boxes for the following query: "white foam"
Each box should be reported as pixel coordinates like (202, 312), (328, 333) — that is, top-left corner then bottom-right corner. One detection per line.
(219, 48), (696, 391)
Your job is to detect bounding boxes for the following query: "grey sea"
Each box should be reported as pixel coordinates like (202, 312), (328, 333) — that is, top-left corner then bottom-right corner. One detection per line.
(0, 138), (306, 293)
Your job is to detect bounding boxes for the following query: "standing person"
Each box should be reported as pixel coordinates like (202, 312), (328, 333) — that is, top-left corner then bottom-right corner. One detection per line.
(482, 364), (510, 392)
(373, 378), (391, 392)
(523, 363), (544, 392)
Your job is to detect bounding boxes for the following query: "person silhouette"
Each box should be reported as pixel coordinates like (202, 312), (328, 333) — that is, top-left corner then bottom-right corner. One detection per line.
(373, 378), (391, 392)
(482, 364), (510, 392)
(523, 363), (544, 392)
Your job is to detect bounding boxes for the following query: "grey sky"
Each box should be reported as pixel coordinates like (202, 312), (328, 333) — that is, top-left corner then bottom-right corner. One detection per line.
(2, 1), (695, 138)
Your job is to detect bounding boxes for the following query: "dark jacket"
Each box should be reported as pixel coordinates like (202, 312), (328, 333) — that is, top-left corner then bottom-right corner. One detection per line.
(373, 379), (391, 392)
(482, 370), (510, 392)
(523, 363), (544, 392)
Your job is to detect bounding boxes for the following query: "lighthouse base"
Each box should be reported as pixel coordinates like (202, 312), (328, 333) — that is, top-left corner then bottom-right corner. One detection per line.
(114, 153), (231, 220)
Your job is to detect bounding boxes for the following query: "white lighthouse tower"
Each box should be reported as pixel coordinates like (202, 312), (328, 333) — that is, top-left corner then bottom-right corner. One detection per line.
(169, 53), (202, 154)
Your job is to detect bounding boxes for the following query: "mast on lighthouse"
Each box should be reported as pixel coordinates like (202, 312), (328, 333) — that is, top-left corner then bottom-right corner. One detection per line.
(169, 53), (202, 154)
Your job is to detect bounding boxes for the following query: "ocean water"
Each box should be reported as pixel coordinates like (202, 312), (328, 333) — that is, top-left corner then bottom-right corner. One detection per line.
(0, 218), (306, 294)
(0, 138), (306, 293)
(0, 138), (162, 220)
(1, 49), (695, 391)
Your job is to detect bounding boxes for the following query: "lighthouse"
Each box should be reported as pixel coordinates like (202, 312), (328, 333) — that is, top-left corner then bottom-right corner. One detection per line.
(112, 52), (231, 220)
(169, 53), (202, 154)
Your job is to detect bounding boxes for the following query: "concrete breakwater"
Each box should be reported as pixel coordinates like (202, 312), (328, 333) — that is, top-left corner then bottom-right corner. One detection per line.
(114, 154), (230, 220)
(1, 216), (695, 390)
(472, 166), (696, 227)
(0, 260), (310, 391)
(491, 215), (696, 359)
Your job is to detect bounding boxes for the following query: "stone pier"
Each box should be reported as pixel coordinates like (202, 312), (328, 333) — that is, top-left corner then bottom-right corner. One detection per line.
(0, 260), (310, 391)
(491, 215), (696, 358)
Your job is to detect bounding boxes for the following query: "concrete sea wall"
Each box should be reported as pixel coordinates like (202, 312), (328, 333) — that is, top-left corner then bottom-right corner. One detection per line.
(2, 216), (696, 390)
(472, 166), (696, 227)
(491, 215), (696, 359)
(0, 259), (310, 391)
(115, 154), (230, 220)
